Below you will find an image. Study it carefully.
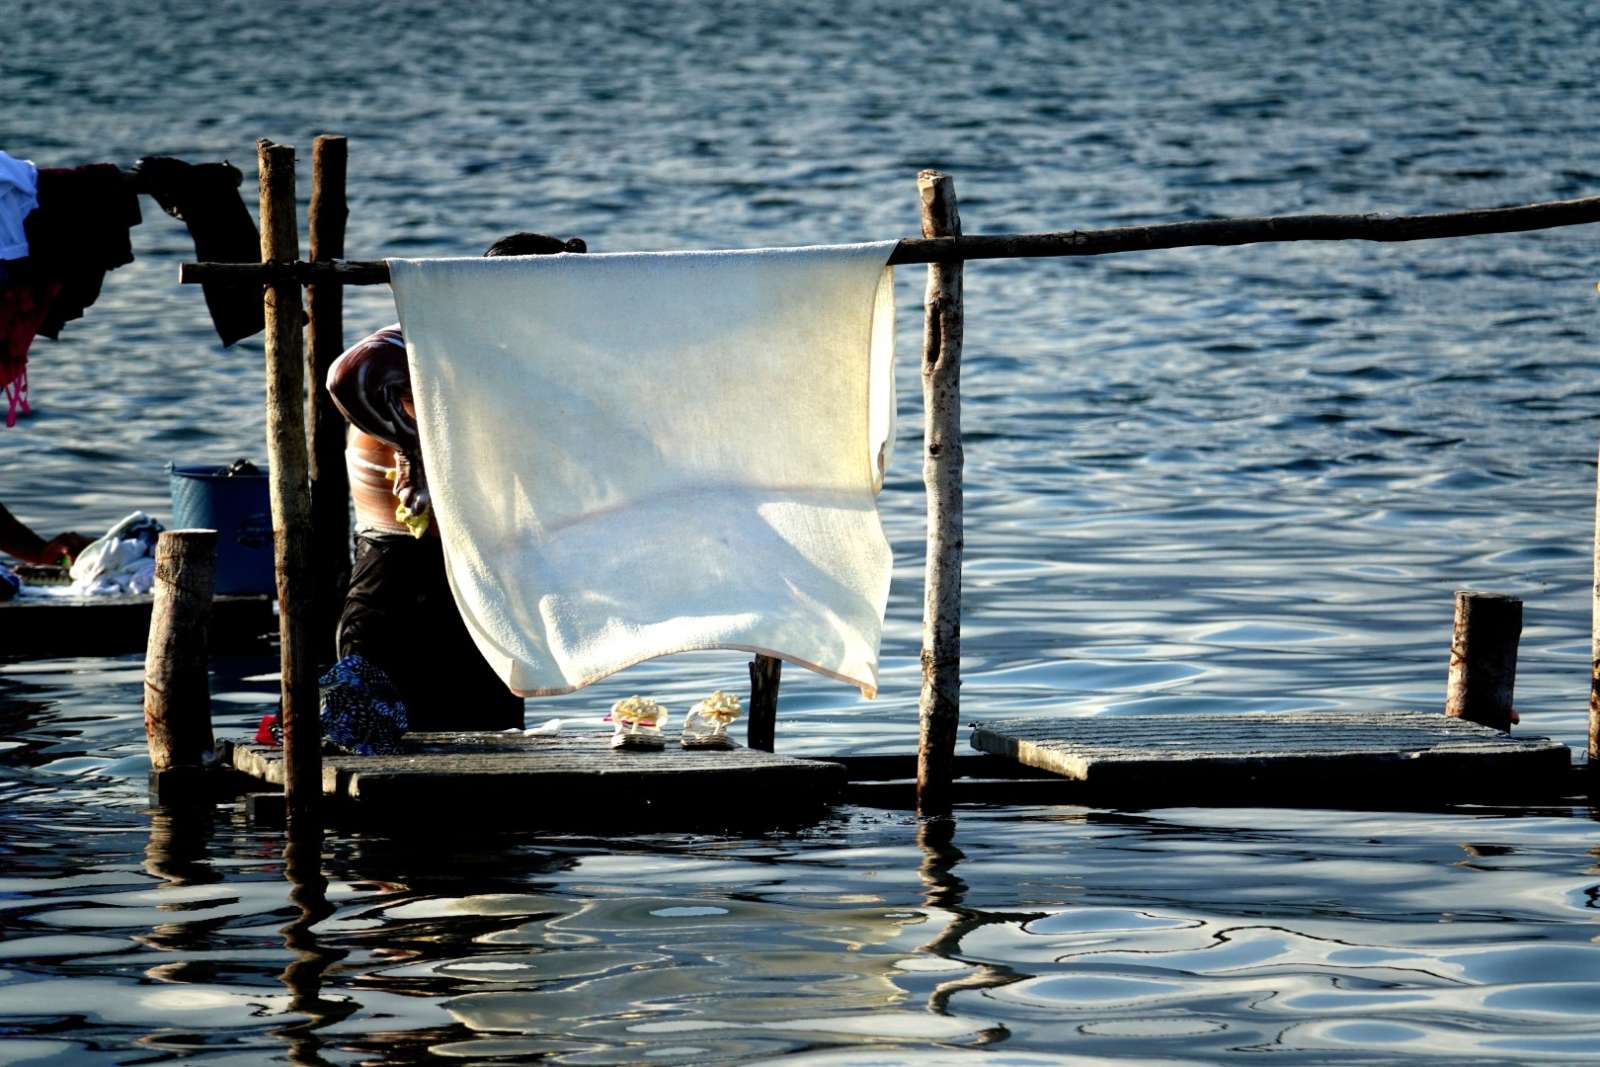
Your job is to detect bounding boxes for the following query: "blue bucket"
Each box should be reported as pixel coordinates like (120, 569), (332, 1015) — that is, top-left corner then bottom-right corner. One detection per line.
(167, 462), (275, 595)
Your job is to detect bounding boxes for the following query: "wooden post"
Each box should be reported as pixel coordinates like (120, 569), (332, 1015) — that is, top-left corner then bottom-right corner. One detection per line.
(916, 171), (965, 814)
(1446, 590), (1522, 731)
(144, 529), (218, 771)
(307, 134), (351, 661)
(258, 140), (320, 823)
(1591, 441), (1600, 768)
(748, 654), (781, 751)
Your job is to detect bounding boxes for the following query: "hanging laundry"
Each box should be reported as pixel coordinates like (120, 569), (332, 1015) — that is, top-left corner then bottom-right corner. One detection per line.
(0, 150), (55, 426)
(0, 151), (39, 261)
(129, 156), (263, 346)
(24, 162), (141, 340)
(388, 242), (898, 697)
(0, 278), (61, 427)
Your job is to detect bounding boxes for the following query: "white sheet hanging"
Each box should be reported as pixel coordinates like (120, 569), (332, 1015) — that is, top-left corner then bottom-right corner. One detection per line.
(388, 242), (898, 696)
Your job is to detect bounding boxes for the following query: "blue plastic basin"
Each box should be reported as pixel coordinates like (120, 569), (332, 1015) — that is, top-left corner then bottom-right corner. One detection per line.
(167, 463), (274, 595)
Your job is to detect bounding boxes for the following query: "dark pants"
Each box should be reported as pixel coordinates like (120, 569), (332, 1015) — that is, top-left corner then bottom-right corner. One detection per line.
(337, 534), (524, 732)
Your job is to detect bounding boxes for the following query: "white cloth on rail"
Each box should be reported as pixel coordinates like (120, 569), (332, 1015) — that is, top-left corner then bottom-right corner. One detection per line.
(387, 242), (897, 696)
(0, 150), (40, 261)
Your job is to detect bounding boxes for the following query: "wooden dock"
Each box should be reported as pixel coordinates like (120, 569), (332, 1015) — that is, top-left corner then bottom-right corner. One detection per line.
(1, 593), (275, 658)
(222, 731), (847, 825)
(971, 711), (1573, 805)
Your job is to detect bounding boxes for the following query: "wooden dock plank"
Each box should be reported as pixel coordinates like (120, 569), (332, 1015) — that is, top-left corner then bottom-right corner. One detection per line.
(226, 731), (847, 824)
(0, 594), (275, 658)
(971, 711), (1571, 803)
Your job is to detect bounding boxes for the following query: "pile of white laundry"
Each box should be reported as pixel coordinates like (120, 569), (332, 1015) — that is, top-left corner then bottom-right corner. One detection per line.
(68, 512), (164, 595)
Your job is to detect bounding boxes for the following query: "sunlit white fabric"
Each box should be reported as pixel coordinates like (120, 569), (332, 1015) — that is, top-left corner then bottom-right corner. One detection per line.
(388, 243), (897, 696)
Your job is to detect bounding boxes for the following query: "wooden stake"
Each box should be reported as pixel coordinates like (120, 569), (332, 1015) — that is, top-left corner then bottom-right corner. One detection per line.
(307, 134), (351, 660)
(258, 139), (320, 823)
(916, 171), (965, 814)
(1591, 441), (1600, 767)
(1446, 590), (1522, 731)
(748, 654), (781, 751)
(143, 529), (218, 771)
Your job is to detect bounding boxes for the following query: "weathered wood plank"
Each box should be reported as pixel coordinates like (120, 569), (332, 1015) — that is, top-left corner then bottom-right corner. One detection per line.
(228, 731), (846, 824)
(0, 594), (275, 658)
(972, 712), (1571, 802)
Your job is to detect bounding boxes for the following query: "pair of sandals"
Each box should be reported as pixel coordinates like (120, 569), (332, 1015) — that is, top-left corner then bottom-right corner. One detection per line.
(611, 691), (742, 751)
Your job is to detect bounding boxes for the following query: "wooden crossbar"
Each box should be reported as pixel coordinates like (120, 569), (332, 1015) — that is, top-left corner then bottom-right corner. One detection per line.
(178, 192), (1600, 287)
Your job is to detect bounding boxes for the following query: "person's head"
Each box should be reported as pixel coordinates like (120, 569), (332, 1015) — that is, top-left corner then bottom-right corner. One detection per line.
(484, 232), (587, 257)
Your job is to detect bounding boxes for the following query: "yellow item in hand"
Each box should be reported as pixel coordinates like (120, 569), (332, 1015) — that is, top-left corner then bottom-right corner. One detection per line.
(394, 502), (431, 538)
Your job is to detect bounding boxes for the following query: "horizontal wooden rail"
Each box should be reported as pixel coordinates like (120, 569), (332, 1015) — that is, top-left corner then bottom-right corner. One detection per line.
(179, 192), (1600, 287)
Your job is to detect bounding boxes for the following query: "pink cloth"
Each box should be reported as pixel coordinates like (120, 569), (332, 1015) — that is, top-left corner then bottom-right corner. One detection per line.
(0, 281), (59, 427)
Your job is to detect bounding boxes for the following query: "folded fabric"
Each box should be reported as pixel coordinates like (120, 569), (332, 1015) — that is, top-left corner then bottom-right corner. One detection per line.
(131, 156), (264, 346)
(388, 243), (897, 696)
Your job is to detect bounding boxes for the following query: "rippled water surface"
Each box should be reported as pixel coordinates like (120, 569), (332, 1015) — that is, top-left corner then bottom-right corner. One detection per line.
(5, 0), (1600, 1061)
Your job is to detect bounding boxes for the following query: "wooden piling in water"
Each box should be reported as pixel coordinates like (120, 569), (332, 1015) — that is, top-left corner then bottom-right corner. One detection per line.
(258, 140), (321, 823)
(916, 171), (965, 814)
(1591, 441), (1600, 770)
(1445, 590), (1522, 731)
(143, 529), (218, 771)
(747, 654), (781, 751)
(307, 134), (351, 661)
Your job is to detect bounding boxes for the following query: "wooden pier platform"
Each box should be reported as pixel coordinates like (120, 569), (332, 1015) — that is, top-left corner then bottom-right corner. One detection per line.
(222, 731), (846, 825)
(971, 711), (1572, 805)
(1, 593), (276, 658)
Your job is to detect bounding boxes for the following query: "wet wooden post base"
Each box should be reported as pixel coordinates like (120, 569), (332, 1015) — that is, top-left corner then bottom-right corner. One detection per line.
(1591, 439), (1600, 774)
(306, 134), (351, 661)
(916, 171), (965, 815)
(747, 654), (781, 751)
(258, 140), (321, 825)
(1445, 590), (1521, 731)
(143, 530), (218, 774)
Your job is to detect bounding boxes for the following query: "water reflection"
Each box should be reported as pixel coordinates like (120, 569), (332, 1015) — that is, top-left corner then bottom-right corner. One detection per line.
(916, 816), (1038, 1023)
(277, 824), (351, 1067)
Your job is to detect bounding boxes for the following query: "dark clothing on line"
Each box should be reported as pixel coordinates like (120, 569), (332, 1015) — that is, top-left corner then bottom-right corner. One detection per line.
(130, 156), (264, 346)
(337, 533), (525, 732)
(25, 163), (140, 339)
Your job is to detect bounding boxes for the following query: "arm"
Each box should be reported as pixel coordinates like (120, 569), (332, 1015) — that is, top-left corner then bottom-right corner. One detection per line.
(325, 325), (429, 517)
(0, 502), (91, 565)
(325, 325), (419, 455)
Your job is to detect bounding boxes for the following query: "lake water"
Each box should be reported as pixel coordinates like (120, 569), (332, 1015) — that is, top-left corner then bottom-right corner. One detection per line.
(5, 0), (1600, 1061)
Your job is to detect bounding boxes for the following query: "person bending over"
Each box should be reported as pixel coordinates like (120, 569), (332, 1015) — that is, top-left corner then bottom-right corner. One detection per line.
(324, 231), (585, 740)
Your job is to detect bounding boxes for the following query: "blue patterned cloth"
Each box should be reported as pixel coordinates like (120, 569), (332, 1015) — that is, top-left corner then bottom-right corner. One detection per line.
(0, 563), (18, 602)
(318, 654), (410, 756)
